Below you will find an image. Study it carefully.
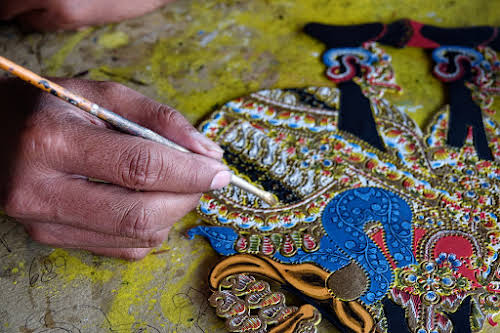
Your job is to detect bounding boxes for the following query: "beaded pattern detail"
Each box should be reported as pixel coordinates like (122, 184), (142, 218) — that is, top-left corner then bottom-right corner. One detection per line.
(189, 43), (500, 333)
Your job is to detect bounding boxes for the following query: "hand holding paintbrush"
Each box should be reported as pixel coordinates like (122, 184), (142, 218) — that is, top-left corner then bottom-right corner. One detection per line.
(0, 56), (276, 259)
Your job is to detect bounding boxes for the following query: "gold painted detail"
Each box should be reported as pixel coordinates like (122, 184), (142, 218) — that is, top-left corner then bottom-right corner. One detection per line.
(209, 273), (321, 333)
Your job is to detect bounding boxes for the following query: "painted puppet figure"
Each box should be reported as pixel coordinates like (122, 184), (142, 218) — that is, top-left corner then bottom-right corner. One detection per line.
(189, 20), (500, 333)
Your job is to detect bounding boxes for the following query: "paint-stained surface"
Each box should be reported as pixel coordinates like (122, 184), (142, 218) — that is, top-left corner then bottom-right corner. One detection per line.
(1, 0), (499, 332)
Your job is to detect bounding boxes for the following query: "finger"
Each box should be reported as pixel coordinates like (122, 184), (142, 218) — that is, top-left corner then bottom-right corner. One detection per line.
(78, 0), (175, 30)
(82, 81), (223, 160)
(0, 0), (40, 20)
(108, 87), (224, 160)
(23, 221), (171, 248)
(15, 0), (174, 32)
(83, 247), (151, 261)
(15, 9), (66, 32)
(60, 124), (231, 193)
(10, 176), (201, 240)
(40, 79), (224, 159)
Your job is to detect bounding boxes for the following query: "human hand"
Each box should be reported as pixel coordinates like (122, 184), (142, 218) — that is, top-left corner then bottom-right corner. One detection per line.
(0, 0), (175, 32)
(0, 78), (230, 260)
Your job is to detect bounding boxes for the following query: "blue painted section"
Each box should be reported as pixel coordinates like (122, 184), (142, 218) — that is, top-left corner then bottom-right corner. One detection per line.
(321, 187), (415, 304)
(323, 47), (377, 67)
(190, 187), (415, 305)
(273, 236), (350, 272)
(187, 226), (238, 255)
(432, 46), (483, 66)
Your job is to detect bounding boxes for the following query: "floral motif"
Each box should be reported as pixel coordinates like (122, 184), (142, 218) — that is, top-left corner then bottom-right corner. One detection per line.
(395, 259), (472, 304)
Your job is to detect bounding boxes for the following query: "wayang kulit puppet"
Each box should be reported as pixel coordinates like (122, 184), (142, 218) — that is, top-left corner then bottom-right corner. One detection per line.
(188, 20), (500, 333)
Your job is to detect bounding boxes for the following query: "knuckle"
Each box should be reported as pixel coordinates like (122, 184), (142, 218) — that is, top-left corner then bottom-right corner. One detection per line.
(117, 200), (158, 240)
(4, 179), (58, 220)
(118, 145), (162, 189)
(158, 105), (180, 123)
(187, 167), (204, 188)
(156, 105), (191, 130)
(145, 231), (165, 248)
(21, 124), (69, 165)
(100, 81), (129, 99)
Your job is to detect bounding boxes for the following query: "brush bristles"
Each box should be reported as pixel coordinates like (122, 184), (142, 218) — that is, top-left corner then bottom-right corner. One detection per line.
(230, 174), (279, 207)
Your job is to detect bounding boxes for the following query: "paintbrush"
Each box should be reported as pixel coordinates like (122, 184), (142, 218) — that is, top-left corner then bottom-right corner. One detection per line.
(0, 55), (279, 206)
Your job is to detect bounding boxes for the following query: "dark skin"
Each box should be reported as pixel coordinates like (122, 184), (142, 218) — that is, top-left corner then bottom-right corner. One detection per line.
(0, 2), (232, 260)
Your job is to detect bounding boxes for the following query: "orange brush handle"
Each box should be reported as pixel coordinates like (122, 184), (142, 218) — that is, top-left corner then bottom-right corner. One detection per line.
(0, 55), (95, 112)
(0, 55), (189, 152)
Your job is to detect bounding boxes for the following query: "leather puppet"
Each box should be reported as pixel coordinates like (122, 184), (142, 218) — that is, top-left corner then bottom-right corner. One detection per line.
(188, 20), (500, 333)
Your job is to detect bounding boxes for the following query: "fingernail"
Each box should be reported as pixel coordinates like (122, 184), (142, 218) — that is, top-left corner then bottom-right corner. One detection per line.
(193, 132), (224, 158)
(210, 170), (232, 190)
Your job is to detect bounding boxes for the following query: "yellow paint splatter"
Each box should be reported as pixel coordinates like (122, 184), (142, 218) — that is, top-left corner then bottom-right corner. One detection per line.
(159, 241), (213, 327)
(44, 28), (94, 76)
(105, 251), (167, 329)
(49, 249), (113, 285)
(98, 31), (130, 49)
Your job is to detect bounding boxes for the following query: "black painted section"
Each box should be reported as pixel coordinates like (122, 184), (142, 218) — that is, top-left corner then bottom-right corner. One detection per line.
(222, 148), (301, 204)
(304, 22), (384, 48)
(280, 284), (349, 333)
(382, 297), (412, 333)
(445, 296), (473, 333)
(304, 20), (500, 51)
(446, 63), (493, 160)
(338, 80), (386, 151)
(378, 20), (413, 47)
(382, 295), (473, 333)
(421, 25), (499, 51)
(285, 88), (336, 110)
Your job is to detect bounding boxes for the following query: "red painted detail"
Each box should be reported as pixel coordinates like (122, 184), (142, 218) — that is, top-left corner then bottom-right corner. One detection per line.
(433, 235), (480, 286)
(406, 20), (441, 49)
(240, 316), (262, 330)
(261, 236), (274, 255)
(326, 56), (358, 83)
(488, 315), (498, 327)
(251, 123), (265, 130)
(236, 236), (248, 252)
(366, 160), (377, 169)
(282, 235), (296, 256)
(302, 234), (317, 251)
(435, 311), (450, 328)
(368, 228), (398, 269)
(413, 228), (427, 256)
